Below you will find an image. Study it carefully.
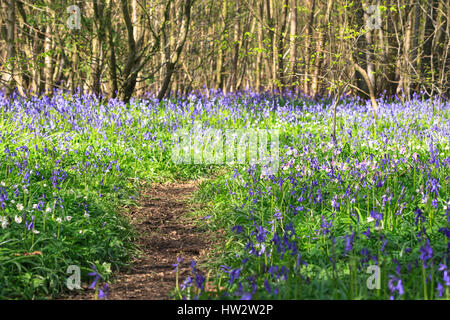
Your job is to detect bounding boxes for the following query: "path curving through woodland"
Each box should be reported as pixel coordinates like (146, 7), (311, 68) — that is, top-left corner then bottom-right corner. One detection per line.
(67, 180), (213, 300)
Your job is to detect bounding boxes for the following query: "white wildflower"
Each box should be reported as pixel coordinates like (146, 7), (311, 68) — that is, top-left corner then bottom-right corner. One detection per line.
(375, 221), (384, 231)
(0, 216), (8, 229)
(17, 203), (24, 211)
(14, 216), (22, 224)
(65, 216), (72, 222)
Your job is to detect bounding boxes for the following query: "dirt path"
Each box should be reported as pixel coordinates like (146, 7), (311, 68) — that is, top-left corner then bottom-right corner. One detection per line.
(67, 180), (214, 300)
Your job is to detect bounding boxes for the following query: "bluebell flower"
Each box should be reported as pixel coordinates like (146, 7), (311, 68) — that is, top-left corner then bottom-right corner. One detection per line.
(231, 225), (243, 234)
(319, 215), (333, 235)
(331, 196), (340, 210)
(273, 208), (282, 220)
(172, 256), (184, 272)
(180, 276), (192, 291)
(437, 282), (444, 297)
(443, 270), (450, 286)
(438, 227), (450, 239)
(345, 232), (355, 252)
(252, 225), (267, 243)
(25, 215), (35, 231)
(381, 239), (388, 253)
(369, 210), (383, 227)
(414, 208), (425, 226)
(267, 266), (278, 278)
(264, 279), (272, 294)
(285, 222), (296, 235)
(88, 265), (101, 289)
(419, 239), (433, 268)
(388, 275), (404, 297)
(195, 273), (205, 291)
(98, 283), (109, 299)
(362, 227), (371, 238)
(229, 268), (241, 284)
(241, 292), (252, 300)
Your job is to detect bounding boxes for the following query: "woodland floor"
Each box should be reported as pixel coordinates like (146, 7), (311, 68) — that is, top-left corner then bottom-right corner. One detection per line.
(64, 180), (215, 300)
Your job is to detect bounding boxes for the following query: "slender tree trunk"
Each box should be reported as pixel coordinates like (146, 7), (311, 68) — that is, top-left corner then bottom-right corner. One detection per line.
(353, 62), (379, 116)
(363, 3), (376, 98)
(157, 0), (193, 100)
(120, 0), (140, 101)
(106, 0), (118, 98)
(44, 3), (53, 95)
(230, 0), (240, 92)
(91, 0), (105, 96)
(312, 0), (331, 96)
(354, 0), (369, 98)
(288, 0), (297, 88)
(397, 3), (413, 98)
(265, 0), (275, 91)
(1, 0), (16, 96)
(303, 0), (315, 95)
(215, 0), (226, 91)
(255, 0), (262, 90)
(276, 0), (289, 90)
(421, 0), (438, 95)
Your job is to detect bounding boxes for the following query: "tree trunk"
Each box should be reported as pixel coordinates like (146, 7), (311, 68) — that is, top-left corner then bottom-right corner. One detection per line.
(363, 3), (376, 98)
(288, 0), (297, 88)
(303, 0), (315, 95)
(230, 0), (240, 92)
(106, 0), (118, 98)
(215, 0), (226, 91)
(91, 0), (105, 96)
(44, 3), (53, 95)
(1, 0), (16, 96)
(157, 0), (193, 100)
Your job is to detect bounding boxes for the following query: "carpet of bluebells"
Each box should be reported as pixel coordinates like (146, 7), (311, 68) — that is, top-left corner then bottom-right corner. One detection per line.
(0, 90), (449, 300)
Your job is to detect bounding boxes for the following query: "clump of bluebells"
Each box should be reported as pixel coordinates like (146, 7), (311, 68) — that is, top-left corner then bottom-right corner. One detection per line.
(175, 92), (449, 300)
(0, 90), (173, 299)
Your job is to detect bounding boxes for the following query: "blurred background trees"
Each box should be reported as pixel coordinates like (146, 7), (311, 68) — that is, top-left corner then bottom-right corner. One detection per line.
(0, 0), (448, 102)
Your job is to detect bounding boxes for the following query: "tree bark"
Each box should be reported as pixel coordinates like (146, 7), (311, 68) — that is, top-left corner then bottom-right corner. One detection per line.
(288, 0), (297, 88)
(91, 0), (105, 96)
(106, 0), (118, 98)
(1, 0), (16, 96)
(157, 0), (193, 101)
(230, 0), (240, 92)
